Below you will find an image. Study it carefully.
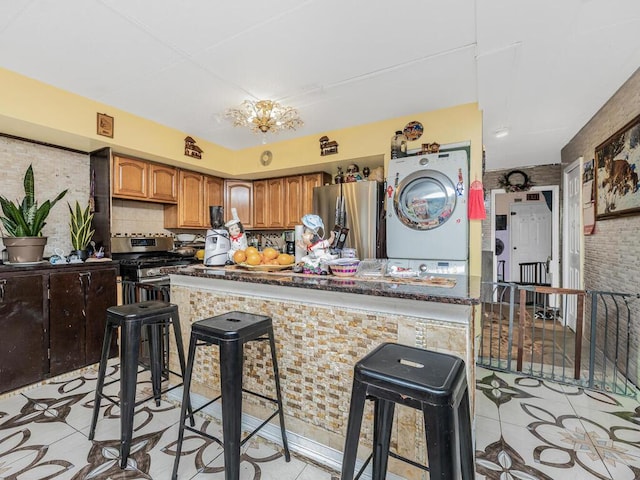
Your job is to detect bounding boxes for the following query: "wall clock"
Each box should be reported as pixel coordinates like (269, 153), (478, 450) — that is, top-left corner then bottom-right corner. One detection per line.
(260, 150), (272, 166)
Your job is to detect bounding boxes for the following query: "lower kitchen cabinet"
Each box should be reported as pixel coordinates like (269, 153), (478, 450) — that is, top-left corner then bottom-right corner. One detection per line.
(0, 264), (118, 394)
(0, 273), (47, 394)
(49, 267), (117, 376)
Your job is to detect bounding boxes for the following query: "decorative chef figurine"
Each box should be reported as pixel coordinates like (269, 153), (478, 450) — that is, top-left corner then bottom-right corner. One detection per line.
(225, 208), (248, 261)
(298, 214), (336, 273)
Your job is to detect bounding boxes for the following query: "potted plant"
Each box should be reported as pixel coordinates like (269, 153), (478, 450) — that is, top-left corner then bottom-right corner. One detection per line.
(68, 200), (95, 260)
(0, 164), (67, 263)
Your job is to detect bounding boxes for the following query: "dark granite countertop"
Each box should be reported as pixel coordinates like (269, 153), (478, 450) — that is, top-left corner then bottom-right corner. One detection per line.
(166, 264), (481, 305)
(0, 259), (118, 275)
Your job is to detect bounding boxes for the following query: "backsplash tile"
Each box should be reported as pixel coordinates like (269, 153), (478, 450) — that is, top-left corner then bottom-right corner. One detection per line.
(0, 136), (89, 256)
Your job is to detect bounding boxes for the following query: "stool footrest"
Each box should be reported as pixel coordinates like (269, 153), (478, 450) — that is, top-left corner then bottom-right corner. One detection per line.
(184, 409), (281, 449)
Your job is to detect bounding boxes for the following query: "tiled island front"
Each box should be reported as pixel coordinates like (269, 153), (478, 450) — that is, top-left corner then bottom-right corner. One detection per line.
(168, 267), (479, 478)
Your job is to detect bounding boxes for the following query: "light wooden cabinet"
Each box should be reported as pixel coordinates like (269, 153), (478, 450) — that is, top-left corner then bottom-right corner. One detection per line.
(284, 176), (303, 228)
(224, 180), (253, 229)
(165, 172), (224, 229)
(113, 156), (147, 199)
(253, 180), (268, 229)
(254, 178), (285, 229)
(303, 173), (330, 214)
(112, 155), (177, 203)
(149, 164), (178, 203)
(178, 171), (205, 228)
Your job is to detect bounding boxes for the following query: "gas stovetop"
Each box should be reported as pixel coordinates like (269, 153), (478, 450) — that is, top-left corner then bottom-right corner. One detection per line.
(112, 235), (198, 281)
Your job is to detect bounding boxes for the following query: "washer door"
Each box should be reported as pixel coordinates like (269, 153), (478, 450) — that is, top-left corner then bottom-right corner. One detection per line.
(393, 170), (457, 231)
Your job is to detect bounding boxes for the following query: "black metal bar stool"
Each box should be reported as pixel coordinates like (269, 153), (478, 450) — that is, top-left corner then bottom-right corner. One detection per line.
(341, 342), (474, 480)
(172, 311), (290, 480)
(88, 300), (193, 468)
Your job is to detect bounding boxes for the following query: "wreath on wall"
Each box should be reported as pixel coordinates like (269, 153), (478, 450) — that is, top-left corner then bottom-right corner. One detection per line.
(497, 170), (534, 192)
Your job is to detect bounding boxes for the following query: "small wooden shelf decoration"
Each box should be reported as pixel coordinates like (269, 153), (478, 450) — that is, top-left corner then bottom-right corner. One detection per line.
(96, 113), (114, 138)
(184, 136), (203, 159)
(319, 136), (338, 156)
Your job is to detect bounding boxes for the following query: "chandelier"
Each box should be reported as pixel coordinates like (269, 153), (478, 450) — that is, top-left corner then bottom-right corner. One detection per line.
(225, 99), (303, 135)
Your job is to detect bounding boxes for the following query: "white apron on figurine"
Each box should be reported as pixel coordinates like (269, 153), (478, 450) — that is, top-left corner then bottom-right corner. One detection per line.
(225, 208), (248, 261)
(297, 214), (336, 273)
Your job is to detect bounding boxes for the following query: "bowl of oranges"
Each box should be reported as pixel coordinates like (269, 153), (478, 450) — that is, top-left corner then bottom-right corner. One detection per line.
(232, 246), (295, 271)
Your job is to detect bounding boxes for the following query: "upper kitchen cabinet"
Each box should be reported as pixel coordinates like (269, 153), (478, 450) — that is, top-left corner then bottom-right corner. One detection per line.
(224, 180), (253, 229)
(165, 172), (224, 229)
(204, 175), (224, 213)
(298, 172), (331, 228)
(112, 155), (177, 203)
(149, 164), (178, 203)
(254, 178), (285, 229)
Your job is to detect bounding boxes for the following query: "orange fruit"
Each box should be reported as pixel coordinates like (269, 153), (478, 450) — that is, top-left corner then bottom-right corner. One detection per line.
(277, 253), (293, 265)
(245, 246), (259, 257)
(266, 259), (280, 266)
(263, 247), (278, 260)
(246, 253), (262, 265)
(233, 250), (247, 264)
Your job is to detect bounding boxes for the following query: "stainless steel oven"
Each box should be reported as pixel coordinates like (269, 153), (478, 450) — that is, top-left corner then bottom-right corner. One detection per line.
(112, 235), (199, 369)
(112, 236), (197, 303)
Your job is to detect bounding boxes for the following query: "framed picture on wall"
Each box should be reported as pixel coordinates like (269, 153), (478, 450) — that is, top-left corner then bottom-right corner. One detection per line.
(96, 113), (114, 138)
(595, 114), (640, 219)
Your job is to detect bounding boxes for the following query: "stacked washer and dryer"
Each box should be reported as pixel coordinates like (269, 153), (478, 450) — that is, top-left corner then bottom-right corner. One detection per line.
(385, 146), (469, 291)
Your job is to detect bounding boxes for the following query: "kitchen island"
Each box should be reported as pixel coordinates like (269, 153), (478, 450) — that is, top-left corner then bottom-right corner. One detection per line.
(167, 265), (480, 478)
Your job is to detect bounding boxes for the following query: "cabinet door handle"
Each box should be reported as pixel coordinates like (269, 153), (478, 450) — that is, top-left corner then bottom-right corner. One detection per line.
(79, 272), (92, 314)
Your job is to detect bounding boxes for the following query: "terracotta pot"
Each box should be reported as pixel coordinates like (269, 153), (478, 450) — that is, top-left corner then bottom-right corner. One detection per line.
(3, 237), (48, 263)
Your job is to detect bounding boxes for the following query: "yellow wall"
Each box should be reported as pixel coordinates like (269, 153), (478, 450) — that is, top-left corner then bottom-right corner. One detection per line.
(0, 67), (483, 275)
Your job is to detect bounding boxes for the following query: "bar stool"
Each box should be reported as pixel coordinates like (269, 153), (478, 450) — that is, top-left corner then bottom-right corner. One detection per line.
(172, 311), (290, 480)
(88, 301), (193, 468)
(341, 342), (474, 480)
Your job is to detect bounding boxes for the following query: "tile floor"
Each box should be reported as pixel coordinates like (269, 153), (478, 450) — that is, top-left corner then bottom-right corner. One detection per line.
(1, 364), (640, 479)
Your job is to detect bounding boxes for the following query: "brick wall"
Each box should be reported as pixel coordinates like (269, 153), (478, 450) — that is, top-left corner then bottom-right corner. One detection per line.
(561, 67), (640, 385)
(0, 136), (89, 257)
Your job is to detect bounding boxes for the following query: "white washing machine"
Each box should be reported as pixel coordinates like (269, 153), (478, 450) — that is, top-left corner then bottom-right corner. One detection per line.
(385, 149), (469, 267)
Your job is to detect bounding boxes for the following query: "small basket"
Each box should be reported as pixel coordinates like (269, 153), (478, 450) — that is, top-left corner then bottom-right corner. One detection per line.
(329, 259), (360, 277)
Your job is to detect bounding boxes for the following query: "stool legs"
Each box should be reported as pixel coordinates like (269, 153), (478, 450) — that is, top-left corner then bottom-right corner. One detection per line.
(119, 320), (143, 468)
(88, 321), (116, 440)
(149, 324), (164, 406)
(340, 378), (368, 480)
(423, 403), (456, 480)
(458, 388), (475, 480)
(372, 399), (395, 480)
(220, 338), (244, 480)
(171, 331), (198, 480)
(268, 330), (291, 461)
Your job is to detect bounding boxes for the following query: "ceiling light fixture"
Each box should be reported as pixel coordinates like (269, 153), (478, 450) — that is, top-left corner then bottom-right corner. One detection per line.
(494, 128), (510, 139)
(224, 99), (303, 135)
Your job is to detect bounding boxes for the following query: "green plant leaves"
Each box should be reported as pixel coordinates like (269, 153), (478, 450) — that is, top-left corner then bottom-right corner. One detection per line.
(0, 164), (67, 237)
(68, 200), (94, 250)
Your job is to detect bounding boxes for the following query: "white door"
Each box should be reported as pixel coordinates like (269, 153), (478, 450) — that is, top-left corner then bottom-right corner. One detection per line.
(563, 158), (583, 330)
(510, 202), (552, 282)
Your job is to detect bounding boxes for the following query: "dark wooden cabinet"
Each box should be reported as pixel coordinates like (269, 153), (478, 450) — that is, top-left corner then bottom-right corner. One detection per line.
(0, 263), (117, 394)
(0, 273), (47, 393)
(49, 267), (117, 375)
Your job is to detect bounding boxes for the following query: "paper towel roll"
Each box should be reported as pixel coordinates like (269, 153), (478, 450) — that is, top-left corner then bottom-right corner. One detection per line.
(294, 224), (305, 262)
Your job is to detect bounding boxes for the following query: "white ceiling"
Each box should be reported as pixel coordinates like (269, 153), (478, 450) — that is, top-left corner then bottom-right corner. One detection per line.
(1, 0), (640, 171)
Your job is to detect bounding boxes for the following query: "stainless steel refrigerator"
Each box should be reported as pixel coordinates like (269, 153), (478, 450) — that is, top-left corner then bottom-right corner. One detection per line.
(312, 180), (384, 259)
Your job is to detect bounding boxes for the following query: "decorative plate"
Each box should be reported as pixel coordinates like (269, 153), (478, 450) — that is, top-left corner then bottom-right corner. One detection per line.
(403, 121), (424, 141)
(236, 263), (293, 271)
(260, 150), (273, 166)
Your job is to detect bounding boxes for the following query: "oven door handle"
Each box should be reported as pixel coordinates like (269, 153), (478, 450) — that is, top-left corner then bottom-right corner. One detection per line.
(136, 275), (171, 284)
